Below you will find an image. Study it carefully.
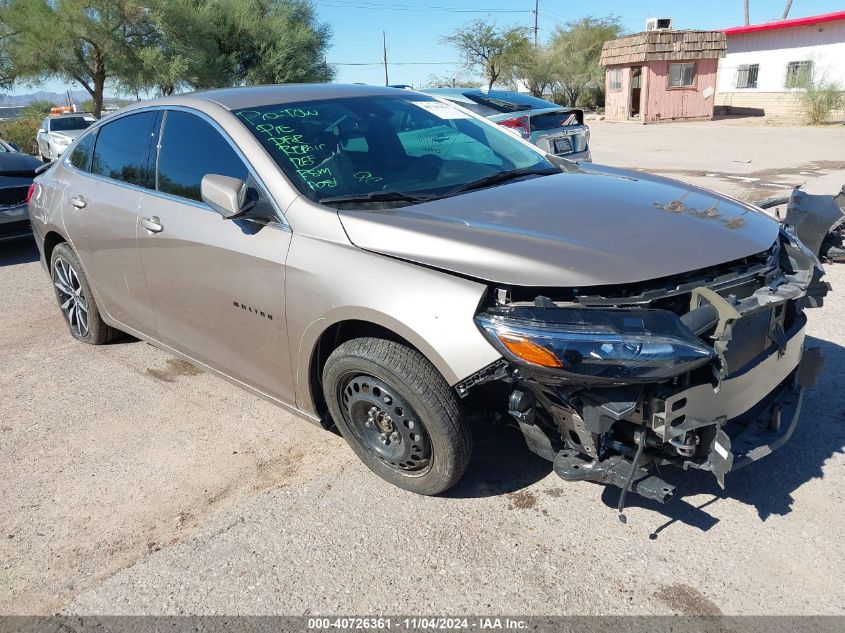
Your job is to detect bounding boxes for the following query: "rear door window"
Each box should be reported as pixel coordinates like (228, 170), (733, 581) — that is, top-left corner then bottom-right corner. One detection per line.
(91, 111), (158, 187)
(156, 110), (249, 202)
(68, 132), (97, 172)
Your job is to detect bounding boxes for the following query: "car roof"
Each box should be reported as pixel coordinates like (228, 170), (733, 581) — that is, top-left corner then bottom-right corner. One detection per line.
(140, 83), (420, 111)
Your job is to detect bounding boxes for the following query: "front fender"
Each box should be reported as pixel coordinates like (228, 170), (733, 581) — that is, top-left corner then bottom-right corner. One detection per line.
(285, 234), (502, 415)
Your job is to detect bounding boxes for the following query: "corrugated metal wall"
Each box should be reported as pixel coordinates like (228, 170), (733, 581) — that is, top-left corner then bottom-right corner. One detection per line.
(604, 59), (718, 122)
(604, 67), (631, 121)
(645, 58), (719, 122)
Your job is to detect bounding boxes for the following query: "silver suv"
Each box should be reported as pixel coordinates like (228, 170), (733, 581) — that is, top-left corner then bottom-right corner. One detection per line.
(28, 85), (827, 505)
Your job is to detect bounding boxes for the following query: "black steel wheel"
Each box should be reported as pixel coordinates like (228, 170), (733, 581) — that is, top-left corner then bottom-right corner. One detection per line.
(340, 374), (432, 474)
(323, 337), (471, 495)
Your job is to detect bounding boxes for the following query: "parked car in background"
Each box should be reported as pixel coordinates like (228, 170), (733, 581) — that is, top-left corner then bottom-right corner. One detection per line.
(35, 113), (96, 162)
(422, 88), (591, 161)
(0, 137), (42, 241)
(28, 85), (826, 507)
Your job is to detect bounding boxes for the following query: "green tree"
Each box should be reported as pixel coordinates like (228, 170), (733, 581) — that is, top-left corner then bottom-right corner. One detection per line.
(133, 0), (334, 95)
(0, 0), (334, 111)
(215, 0), (334, 86)
(0, 0), (157, 117)
(550, 16), (623, 107)
(512, 45), (559, 98)
(441, 19), (530, 91)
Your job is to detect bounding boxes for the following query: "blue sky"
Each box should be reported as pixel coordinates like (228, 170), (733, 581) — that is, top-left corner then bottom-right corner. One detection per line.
(19, 0), (845, 96)
(318, 0), (845, 87)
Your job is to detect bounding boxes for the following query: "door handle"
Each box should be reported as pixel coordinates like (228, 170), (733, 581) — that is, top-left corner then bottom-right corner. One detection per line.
(68, 195), (86, 209)
(140, 216), (163, 233)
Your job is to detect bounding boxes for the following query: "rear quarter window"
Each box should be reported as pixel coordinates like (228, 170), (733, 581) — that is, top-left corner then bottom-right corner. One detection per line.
(67, 132), (97, 172)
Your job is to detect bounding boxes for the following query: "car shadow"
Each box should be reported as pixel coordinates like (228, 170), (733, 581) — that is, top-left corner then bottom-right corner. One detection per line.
(0, 238), (39, 266)
(446, 422), (553, 498)
(600, 335), (845, 535)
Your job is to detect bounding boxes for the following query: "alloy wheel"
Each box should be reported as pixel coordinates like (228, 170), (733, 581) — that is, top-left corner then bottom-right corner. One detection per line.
(53, 257), (89, 337)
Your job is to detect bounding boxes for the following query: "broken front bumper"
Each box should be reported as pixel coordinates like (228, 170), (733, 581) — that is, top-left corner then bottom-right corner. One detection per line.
(547, 318), (823, 503)
(697, 341), (823, 488)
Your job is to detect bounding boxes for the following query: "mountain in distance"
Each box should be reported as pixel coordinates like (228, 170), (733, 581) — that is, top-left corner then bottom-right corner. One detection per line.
(0, 90), (94, 105)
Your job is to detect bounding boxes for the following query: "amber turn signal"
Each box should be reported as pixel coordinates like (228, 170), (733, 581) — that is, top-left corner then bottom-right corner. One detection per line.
(497, 333), (564, 368)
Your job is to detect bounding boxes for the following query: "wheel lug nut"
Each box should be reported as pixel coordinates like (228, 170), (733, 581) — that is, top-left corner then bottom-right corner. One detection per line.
(390, 432), (400, 442)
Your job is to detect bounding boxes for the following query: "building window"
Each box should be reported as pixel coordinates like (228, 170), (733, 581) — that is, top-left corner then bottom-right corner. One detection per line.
(608, 68), (622, 92)
(735, 64), (759, 89)
(668, 62), (696, 88)
(785, 60), (813, 88)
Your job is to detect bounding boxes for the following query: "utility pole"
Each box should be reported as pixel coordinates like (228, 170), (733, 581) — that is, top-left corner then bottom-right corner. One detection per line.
(782, 0), (793, 19)
(533, 0), (539, 47)
(382, 31), (389, 86)
(744, 0), (750, 25)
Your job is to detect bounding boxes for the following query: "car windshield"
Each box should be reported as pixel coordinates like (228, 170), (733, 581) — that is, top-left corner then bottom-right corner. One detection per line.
(462, 91), (558, 113)
(233, 95), (554, 206)
(50, 117), (93, 132)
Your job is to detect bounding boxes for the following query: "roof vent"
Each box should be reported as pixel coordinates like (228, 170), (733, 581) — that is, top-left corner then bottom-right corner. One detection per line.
(646, 17), (672, 31)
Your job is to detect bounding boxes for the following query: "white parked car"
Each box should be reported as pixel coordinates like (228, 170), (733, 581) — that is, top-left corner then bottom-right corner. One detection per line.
(35, 113), (96, 162)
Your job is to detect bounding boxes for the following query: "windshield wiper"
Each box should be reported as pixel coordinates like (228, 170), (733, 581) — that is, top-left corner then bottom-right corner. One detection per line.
(444, 166), (560, 197)
(319, 190), (438, 206)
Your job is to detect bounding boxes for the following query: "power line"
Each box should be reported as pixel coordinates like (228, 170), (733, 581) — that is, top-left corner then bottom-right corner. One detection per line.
(314, 1), (529, 13)
(541, 8), (573, 22)
(329, 61), (459, 65)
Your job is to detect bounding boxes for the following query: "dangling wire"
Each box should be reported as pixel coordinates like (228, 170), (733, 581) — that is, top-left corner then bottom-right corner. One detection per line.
(618, 428), (647, 522)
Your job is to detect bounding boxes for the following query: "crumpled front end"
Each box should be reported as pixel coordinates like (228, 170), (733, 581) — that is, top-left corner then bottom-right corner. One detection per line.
(462, 230), (829, 505)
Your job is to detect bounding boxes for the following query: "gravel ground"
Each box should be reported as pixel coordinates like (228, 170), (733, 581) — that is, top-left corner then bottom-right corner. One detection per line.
(1, 119), (844, 616)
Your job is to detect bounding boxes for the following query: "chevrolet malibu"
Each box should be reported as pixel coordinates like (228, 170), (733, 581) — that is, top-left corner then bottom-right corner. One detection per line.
(28, 85), (827, 506)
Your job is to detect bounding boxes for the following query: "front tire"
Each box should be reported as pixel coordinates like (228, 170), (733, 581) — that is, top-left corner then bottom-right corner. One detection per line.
(50, 243), (119, 345)
(323, 337), (471, 495)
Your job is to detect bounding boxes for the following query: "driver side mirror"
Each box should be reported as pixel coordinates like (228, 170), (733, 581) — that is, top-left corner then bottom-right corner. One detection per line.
(201, 174), (247, 219)
(37, 129), (46, 134)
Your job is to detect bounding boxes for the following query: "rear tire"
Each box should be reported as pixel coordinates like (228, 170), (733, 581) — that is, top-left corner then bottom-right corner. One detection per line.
(50, 242), (120, 345)
(323, 337), (471, 495)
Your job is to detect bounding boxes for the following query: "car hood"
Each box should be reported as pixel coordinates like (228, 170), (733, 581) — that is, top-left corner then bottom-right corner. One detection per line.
(337, 164), (780, 287)
(0, 151), (41, 175)
(49, 130), (84, 141)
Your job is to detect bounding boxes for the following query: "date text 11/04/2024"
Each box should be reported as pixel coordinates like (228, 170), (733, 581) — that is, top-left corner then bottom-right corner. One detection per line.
(307, 618), (529, 630)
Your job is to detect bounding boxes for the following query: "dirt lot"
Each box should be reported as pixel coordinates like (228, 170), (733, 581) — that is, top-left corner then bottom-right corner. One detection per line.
(2, 119), (844, 615)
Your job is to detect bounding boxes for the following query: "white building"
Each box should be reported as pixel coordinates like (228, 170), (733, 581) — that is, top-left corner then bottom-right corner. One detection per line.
(715, 10), (845, 117)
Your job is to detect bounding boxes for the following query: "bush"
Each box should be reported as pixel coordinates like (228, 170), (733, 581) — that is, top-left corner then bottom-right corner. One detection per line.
(0, 117), (42, 156)
(21, 99), (54, 119)
(797, 75), (845, 124)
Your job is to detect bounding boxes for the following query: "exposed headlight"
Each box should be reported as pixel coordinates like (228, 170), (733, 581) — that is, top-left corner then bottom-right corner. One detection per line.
(475, 307), (715, 384)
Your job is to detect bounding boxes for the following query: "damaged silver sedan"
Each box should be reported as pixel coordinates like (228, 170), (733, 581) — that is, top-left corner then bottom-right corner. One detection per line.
(28, 84), (829, 508)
